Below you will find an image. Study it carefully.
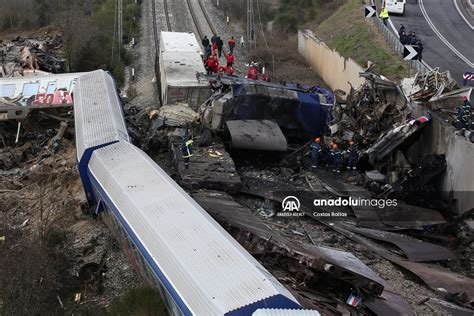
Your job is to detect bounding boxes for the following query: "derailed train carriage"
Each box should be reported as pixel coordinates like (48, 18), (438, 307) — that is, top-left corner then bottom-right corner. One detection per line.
(155, 32), (210, 109)
(73, 70), (314, 315)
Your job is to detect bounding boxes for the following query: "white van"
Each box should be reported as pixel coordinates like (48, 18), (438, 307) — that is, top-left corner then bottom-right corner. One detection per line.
(385, 0), (406, 15)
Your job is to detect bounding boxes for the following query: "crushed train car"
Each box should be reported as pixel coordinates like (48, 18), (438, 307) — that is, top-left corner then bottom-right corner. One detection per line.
(198, 73), (332, 151)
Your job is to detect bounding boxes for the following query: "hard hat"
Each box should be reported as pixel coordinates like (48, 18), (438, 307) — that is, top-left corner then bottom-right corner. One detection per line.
(332, 144), (338, 149)
(314, 138), (320, 143)
(462, 96), (468, 101)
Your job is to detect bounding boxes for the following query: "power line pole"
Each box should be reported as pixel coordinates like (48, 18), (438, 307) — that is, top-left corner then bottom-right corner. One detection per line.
(118, 0), (123, 61)
(246, 0), (256, 58)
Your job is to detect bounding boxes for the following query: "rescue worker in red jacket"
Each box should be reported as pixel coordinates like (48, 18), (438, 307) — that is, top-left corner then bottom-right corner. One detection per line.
(206, 56), (214, 75)
(228, 36), (236, 54)
(210, 55), (219, 74)
(247, 67), (258, 80)
(226, 53), (235, 67)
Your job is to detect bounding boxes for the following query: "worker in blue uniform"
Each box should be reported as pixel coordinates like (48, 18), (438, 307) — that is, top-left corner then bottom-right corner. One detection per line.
(330, 143), (343, 173)
(310, 138), (322, 168)
(181, 135), (194, 169)
(346, 140), (359, 170)
(454, 96), (471, 129)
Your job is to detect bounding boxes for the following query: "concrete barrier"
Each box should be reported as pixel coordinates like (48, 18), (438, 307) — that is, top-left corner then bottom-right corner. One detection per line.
(298, 30), (365, 94)
(408, 111), (474, 214)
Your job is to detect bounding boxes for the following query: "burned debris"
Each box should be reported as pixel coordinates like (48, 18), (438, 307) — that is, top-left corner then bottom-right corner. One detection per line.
(330, 72), (410, 149)
(0, 34), (65, 77)
(410, 68), (459, 102)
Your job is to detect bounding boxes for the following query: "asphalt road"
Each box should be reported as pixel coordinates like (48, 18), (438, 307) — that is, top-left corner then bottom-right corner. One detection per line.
(389, 0), (474, 85)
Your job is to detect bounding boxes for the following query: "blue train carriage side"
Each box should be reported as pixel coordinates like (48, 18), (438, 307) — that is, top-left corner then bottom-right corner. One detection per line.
(87, 141), (302, 315)
(73, 70), (130, 205)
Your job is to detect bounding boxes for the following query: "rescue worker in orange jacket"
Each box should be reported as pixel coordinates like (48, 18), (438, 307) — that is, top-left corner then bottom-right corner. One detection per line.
(330, 143), (343, 173)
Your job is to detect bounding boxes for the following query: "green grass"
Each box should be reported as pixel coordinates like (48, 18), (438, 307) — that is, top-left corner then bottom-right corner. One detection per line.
(315, 0), (411, 80)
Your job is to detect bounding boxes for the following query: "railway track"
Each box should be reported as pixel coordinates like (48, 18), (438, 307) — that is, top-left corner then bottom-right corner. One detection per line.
(185, 0), (217, 41)
(163, 0), (172, 31)
(151, 0), (159, 52)
(196, 0), (218, 35)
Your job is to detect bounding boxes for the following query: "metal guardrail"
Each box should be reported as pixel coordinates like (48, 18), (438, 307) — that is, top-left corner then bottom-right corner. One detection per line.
(373, 16), (430, 75)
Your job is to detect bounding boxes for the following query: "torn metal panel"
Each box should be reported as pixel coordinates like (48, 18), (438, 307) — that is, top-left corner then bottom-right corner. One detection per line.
(337, 222), (456, 262)
(426, 298), (474, 316)
(327, 223), (474, 301)
(366, 290), (416, 316)
(363, 117), (430, 165)
(226, 120), (288, 151)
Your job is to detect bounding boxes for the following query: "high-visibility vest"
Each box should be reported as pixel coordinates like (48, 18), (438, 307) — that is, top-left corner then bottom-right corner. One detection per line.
(380, 8), (389, 18)
(183, 140), (193, 158)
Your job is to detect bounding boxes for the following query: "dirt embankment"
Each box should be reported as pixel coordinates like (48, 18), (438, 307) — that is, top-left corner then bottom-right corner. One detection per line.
(0, 119), (142, 314)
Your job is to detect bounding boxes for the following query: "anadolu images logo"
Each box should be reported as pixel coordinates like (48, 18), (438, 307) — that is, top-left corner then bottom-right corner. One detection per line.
(278, 196), (305, 217)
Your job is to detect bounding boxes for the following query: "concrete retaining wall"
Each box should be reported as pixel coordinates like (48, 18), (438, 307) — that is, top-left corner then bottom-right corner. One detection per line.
(298, 30), (365, 94)
(407, 111), (474, 214)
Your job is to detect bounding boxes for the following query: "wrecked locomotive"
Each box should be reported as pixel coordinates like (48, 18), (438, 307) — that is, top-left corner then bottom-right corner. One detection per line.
(197, 74), (333, 151)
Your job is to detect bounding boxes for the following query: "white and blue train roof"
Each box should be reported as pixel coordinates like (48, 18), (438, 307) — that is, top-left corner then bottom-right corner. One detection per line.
(73, 70), (129, 204)
(87, 141), (301, 314)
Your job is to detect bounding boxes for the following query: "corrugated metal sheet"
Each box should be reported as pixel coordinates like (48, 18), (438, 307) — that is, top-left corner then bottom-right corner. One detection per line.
(159, 31), (202, 54)
(74, 70), (129, 161)
(88, 141), (299, 315)
(253, 309), (321, 316)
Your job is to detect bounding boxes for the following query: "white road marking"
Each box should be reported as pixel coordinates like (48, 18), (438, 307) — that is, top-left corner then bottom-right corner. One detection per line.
(419, 0), (474, 68)
(453, 0), (474, 30)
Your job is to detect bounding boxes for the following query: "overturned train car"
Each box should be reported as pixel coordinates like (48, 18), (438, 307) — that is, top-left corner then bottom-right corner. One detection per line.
(74, 70), (307, 315)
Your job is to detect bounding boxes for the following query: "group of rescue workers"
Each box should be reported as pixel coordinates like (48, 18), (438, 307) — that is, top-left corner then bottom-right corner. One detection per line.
(398, 24), (424, 62)
(202, 34), (237, 76)
(310, 138), (359, 173)
(202, 34), (270, 81)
